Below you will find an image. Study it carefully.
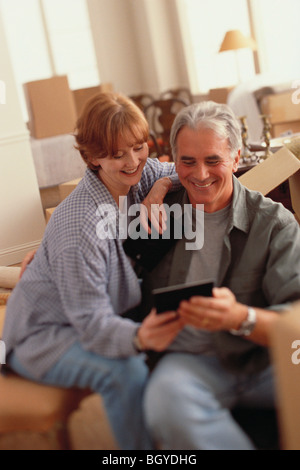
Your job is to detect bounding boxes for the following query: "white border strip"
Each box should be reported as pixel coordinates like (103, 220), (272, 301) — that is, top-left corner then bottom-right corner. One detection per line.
(0, 240), (41, 267)
(0, 130), (30, 147)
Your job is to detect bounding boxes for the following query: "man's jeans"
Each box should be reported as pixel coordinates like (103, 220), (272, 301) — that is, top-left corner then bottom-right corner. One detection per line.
(144, 352), (275, 450)
(9, 342), (152, 450)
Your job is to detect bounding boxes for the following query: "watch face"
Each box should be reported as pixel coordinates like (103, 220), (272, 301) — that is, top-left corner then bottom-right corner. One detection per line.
(239, 322), (254, 336)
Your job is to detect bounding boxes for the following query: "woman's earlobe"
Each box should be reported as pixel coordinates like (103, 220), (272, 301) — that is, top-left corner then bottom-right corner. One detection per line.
(91, 157), (102, 170)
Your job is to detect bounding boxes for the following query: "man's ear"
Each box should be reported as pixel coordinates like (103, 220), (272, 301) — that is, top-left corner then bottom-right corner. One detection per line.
(232, 150), (240, 173)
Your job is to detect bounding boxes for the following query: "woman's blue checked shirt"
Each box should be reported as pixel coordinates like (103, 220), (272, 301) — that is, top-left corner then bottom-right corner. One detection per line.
(3, 159), (178, 379)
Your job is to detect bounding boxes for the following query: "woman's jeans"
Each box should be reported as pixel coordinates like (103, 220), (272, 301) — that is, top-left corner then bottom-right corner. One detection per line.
(144, 352), (276, 450)
(9, 342), (152, 450)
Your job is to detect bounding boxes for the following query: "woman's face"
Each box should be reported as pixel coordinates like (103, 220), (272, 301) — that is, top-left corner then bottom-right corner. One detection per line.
(95, 133), (149, 198)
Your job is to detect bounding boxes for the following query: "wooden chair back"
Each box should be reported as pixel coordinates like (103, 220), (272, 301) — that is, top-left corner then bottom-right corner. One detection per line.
(129, 93), (155, 112)
(144, 98), (188, 159)
(160, 87), (193, 104)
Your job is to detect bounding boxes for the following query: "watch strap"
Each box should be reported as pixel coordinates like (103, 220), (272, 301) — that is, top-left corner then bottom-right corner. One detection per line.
(133, 329), (144, 352)
(229, 307), (257, 336)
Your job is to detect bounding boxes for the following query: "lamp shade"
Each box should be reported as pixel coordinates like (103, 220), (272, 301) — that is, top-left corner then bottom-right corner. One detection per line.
(219, 29), (256, 52)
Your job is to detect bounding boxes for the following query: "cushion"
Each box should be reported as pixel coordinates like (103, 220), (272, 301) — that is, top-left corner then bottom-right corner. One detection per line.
(0, 267), (20, 290)
(0, 373), (90, 433)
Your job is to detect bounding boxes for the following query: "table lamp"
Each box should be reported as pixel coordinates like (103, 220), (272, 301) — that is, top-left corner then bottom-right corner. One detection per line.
(219, 29), (256, 83)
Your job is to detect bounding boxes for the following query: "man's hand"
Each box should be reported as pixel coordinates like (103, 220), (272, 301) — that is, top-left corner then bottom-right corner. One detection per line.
(177, 287), (247, 332)
(177, 287), (280, 346)
(137, 308), (184, 351)
(140, 177), (172, 234)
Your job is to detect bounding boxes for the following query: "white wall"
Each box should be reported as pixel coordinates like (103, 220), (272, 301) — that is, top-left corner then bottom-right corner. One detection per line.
(87, 0), (190, 96)
(87, 0), (144, 94)
(0, 10), (45, 266)
(141, 0), (189, 93)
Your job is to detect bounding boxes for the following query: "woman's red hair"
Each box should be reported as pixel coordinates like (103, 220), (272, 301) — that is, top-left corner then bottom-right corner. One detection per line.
(74, 92), (149, 170)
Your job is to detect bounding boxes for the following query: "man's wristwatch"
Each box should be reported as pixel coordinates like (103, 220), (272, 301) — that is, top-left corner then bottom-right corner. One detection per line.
(133, 330), (144, 352)
(229, 307), (257, 336)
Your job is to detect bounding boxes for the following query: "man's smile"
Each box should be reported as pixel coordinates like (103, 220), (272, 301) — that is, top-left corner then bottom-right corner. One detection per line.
(190, 180), (215, 189)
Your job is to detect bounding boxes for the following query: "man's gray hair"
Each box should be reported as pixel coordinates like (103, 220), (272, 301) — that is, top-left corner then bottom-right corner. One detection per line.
(170, 101), (242, 161)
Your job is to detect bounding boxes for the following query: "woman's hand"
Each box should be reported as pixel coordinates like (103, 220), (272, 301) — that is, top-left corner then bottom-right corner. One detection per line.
(19, 249), (37, 279)
(140, 177), (172, 234)
(177, 287), (248, 332)
(137, 308), (184, 352)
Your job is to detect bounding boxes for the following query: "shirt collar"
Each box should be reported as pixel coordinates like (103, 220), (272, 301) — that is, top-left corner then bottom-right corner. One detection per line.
(229, 175), (250, 233)
(83, 168), (119, 209)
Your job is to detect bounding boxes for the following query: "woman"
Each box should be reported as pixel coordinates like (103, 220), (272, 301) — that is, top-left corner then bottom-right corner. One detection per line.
(2, 92), (183, 450)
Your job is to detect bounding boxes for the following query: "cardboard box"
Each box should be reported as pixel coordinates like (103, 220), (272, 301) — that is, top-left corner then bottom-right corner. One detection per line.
(208, 87), (234, 104)
(58, 178), (82, 201)
(260, 90), (300, 137)
(271, 122), (300, 138)
(73, 83), (114, 117)
(24, 76), (77, 139)
(260, 90), (300, 123)
(45, 178), (82, 223)
(45, 207), (56, 224)
(270, 301), (300, 450)
(238, 146), (300, 219)
(0, 305), (5, 337)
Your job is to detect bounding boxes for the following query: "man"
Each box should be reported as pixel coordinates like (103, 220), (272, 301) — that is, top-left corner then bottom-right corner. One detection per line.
(126, 101), (300, 450)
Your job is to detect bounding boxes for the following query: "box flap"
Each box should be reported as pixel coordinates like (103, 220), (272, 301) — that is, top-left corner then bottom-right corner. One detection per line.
(289, 171), (300, 220)
(238, 146), (300, 218)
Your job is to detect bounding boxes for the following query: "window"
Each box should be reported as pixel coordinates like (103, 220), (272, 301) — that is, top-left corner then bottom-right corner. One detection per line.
(0, 0), (99, 120)
(179, 0), (254, 93)
(41, 0), (99, 89)
(179, 0), (300, 93)
(251, 0), (300, 81)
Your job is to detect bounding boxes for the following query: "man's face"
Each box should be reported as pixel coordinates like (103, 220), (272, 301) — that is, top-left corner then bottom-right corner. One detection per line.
(175, 126), (240, 212)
